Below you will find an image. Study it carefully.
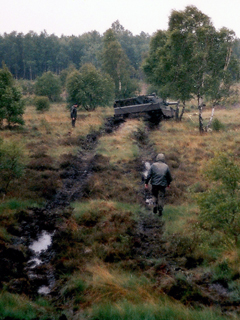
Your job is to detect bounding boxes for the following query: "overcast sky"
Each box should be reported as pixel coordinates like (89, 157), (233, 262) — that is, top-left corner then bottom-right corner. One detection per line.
(1, 0), (240, 38)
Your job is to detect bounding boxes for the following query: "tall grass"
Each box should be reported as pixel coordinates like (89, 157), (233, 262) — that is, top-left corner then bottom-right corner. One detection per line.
(0, 292), (53, 320)
(96, 119), (140, 163)
(90, 300), (228, 320)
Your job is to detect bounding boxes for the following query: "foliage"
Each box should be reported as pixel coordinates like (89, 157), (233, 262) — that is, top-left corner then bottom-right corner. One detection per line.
(34, 71), (62, 102)
(143, 6), (239, 107)
(18, 79), (35, 95)
(34, 96), (50, 112)
(0, 64), (25, 127)
(198, 153), (240, 244)
(102, 29), (139, 99)
(0, 140), (26, 194)
(66, 63), (115, 110)
(212, 118), (225, 131)
(0, 28), (150, 81)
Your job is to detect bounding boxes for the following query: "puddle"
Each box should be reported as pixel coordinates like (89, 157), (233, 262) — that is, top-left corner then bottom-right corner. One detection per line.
(29, 231), (53, 253)
(27, 230), (55, 295)
(38, 285), (52, 295)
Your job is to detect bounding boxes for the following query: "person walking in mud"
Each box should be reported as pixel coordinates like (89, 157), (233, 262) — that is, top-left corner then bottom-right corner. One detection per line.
(145, 153), (172, 216)
(70, 103), (78, 127)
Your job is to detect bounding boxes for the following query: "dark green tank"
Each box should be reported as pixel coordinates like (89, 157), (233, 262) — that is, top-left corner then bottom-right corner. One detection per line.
(113, 94), (178, 121)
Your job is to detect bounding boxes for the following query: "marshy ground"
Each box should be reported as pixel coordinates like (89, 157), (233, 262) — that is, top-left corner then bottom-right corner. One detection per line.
(1, 103), (240, 319)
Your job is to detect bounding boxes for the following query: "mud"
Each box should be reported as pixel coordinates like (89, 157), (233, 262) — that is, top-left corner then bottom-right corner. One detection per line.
(1, 116), (240, 315)
(0, 116), (125, 296)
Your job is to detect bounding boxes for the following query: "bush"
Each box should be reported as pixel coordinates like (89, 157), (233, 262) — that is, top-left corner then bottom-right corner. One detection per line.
(0, 140), (26, 194)
(212, 118), (225, 131)
(34, 71), (62, 102)
(198, 153), (240, 244)
(66, 64), (115, 111)
(0, 64), (25, 127)
(34, 96), (50, 112)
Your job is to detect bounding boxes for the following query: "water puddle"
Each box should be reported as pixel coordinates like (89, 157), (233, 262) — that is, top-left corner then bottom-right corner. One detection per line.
(29, 231), (52, 253)
(27, 230), (55, 295)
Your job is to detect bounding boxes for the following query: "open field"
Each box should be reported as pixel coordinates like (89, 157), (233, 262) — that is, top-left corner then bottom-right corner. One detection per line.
(1, 103), (240, 319)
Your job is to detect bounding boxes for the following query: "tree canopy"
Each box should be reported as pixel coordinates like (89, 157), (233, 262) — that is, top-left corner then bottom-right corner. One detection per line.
(0, 26), (150, 81)
(0, 64), (24, 127)
(34, 71), (62, 102)
(143, 6), (239, 108)
(102, 29), (139, 99)
(66, 63), (115, 110)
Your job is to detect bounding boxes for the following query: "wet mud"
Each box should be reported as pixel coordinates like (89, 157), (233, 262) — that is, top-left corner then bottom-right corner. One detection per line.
(1, 116), (240, 316)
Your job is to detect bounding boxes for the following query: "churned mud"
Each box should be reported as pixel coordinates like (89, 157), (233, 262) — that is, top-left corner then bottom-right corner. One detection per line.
(1, 116), (240, 316)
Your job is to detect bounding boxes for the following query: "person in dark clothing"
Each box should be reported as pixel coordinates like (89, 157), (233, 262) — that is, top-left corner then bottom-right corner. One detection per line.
(70, 104), (78, 127)
(145, 153), (172, 215)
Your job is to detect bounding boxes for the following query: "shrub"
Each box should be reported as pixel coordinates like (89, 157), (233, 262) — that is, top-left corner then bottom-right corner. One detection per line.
(0, 64), (25, 127)
(212, 118), (225, 131)
(34, 96), (50, 112)
(0, 140), (26, 194)
(34, 71), (62, 102)
(66, 64), (115, 111)
(198, 153), (240, 244)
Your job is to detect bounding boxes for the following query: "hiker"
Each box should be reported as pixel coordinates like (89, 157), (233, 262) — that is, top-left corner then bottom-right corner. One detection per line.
(70, 103), (78, 127)
(145, 153), (172, 216)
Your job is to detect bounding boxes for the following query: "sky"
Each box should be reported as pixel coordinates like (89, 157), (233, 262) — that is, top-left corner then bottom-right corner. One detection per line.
(1, 0), (240, 38)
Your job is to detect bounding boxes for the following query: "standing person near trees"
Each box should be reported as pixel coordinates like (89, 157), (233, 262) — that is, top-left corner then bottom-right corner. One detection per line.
(70, 103), (78, 127)
(145, 153), (172, 216)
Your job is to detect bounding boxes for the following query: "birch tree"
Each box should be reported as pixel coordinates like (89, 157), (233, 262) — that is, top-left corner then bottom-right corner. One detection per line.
(143, 6), (239, 130)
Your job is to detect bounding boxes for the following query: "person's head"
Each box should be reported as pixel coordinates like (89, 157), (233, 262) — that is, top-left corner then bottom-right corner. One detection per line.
(74, 103), (78, 108)
(156, 153), (165, 163)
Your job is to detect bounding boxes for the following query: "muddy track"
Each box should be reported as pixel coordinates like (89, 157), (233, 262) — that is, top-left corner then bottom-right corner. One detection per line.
(3, 117), (240, 315)
(13, 116), (126, 295)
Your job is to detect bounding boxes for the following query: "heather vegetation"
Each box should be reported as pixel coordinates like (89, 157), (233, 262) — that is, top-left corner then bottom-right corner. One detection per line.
(1, 99), (240, 319)
(2, 5), (240, 320)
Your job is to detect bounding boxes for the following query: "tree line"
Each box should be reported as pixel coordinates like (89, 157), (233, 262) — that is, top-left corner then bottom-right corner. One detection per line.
(1, 6), (240, 130)
(0, 21), (150, 80)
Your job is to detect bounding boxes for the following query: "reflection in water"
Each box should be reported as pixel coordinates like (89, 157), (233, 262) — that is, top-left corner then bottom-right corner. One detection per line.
(29, 231), (52, 253)
(28, 230), (55, 295)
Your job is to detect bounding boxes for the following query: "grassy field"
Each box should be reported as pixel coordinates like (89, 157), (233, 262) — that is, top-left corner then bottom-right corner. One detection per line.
(1, 102), (240, 319)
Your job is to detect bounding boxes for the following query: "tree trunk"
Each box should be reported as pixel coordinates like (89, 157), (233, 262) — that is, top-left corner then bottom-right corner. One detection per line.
(205, 106), (215, 131)
(198, 97), (204, 133)
(179, 101), (185, 121)
(175, 104), (179, 121)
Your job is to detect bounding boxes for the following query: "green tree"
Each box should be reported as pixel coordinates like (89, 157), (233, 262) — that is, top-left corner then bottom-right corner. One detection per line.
(198, 154), (240, 245)
(102, 29), (139, 99)
(66, 63), (115, 111)
(34, 71), (62, 102)
(0, 64), (24, 127)
(143, 6), (239, 125)
(0, 140), (26, 195)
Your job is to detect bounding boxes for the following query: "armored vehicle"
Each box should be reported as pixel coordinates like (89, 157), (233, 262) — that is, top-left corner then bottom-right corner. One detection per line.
(113, 94), (178, 123)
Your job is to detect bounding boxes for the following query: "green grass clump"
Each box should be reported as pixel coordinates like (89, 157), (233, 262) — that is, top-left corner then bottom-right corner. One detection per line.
(0, 292), (53, 320)
(162, 204), (198, 236)
(71, 200), (141, 225)
(90, 300), (228, 320)
(60, 273), (87, 304)
(0, 198), (38, 214)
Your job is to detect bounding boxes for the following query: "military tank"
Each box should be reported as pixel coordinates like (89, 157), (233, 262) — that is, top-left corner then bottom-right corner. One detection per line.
(113, 94), (178, 123)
